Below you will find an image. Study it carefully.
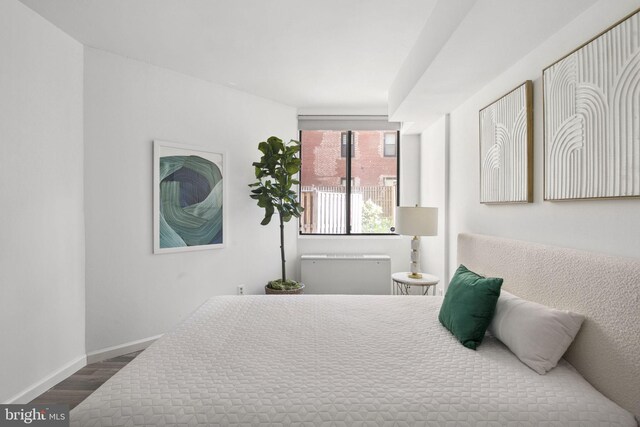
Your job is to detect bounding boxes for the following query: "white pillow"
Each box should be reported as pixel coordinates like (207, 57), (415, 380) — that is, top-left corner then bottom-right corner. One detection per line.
(488, 290), (585, 374)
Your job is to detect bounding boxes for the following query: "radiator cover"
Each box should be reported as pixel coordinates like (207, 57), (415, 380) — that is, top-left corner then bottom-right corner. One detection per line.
(300, 254), (391, 295)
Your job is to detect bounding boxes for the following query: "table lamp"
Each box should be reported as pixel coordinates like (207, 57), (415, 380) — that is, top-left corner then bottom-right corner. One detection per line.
(394, 206), (438, 279)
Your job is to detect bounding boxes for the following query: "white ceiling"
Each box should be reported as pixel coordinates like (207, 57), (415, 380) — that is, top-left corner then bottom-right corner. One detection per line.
(389, 0), (599, 133)
(20, 0), (437, 112)
(21, 0), (601, 131)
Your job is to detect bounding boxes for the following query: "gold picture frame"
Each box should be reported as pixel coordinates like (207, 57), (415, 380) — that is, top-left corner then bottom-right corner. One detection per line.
(542, 8), (640, 201)
(478, 80), (533, 204)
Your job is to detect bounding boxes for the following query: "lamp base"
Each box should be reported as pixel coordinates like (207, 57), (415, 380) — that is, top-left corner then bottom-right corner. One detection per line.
(408, 236), (422, 279)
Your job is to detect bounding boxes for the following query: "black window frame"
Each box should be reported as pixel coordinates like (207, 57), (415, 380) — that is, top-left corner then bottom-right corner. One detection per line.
(298, 129), (400, 236)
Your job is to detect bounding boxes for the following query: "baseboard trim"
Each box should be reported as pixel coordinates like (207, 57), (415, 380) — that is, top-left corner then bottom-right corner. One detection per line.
(86, 334), (162, 364)
(4, 355), (87, 404)
(3, 335), (162, 404)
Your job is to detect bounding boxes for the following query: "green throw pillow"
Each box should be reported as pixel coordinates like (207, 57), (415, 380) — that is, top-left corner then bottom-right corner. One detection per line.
(439, 264), (503, 350)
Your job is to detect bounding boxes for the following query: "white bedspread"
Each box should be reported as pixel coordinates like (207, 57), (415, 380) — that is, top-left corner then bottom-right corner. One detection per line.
(70, 295), (636, 426)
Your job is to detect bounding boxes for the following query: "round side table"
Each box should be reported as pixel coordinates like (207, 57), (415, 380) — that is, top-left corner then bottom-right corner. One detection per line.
(392, 272), (439, 296)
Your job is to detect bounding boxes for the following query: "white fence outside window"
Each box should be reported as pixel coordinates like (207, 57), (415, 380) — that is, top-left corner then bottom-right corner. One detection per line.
(300, 186), (396, 234)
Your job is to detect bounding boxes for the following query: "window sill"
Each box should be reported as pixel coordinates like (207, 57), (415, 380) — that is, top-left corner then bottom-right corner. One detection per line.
(297, 234), (403, 240)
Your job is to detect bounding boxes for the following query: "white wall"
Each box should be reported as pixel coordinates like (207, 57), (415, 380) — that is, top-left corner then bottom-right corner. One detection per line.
(84, 48), (298, 353)
(445, 0), (640, 276)
(400, 133), (421, 207)
(296, 133), (421, 283)
(0, 0), (85, 402)
(420, 115), (449, 292)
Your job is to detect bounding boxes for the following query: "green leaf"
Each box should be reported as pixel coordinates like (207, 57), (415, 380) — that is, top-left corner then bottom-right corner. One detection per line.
(260, 204), (275, 225)
(260, 214), (273, 226)
(258, 141), (270, 154)
(268, 137), (284, 153)
(285, 164), (299, 175)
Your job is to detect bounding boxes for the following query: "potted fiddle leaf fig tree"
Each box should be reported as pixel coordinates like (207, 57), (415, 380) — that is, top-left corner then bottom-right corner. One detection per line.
(249, 136), (305, 294)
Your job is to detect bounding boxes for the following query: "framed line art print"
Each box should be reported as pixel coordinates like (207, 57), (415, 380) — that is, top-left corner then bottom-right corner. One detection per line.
(543, 9), (640, 201)
(479, 80), (533, 204)
(153, 140), (226, 253)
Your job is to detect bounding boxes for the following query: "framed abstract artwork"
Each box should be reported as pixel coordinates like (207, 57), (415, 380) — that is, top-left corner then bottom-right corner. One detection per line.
(153, 140), (225, 253)
(479, 80), (533, 204)
(543, 9), (640, 201)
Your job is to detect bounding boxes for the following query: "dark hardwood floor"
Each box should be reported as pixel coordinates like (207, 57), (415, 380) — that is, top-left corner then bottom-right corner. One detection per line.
(30, 350), (143, 410)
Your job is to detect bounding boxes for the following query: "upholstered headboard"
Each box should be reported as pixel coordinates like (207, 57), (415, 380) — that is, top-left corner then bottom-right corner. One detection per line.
(457, 233), (640, 418)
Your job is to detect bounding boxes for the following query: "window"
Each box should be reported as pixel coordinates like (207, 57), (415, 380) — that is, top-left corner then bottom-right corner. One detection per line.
(340, 132), (355, 158)
(383, 132), (397, 157)
(340, 177), (355, 187)
(382, 177), (397, 187)
(299, 130), (399, 235)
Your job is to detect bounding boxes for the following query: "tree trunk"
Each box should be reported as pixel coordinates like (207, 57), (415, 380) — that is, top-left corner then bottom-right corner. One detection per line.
(279, 214), (286, 282)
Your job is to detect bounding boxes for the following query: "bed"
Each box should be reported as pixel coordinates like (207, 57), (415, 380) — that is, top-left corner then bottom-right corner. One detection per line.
(70, 234), (640, 426)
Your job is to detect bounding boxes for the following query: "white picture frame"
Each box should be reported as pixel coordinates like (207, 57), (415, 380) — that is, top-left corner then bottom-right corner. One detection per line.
(153, 140), (226, 254)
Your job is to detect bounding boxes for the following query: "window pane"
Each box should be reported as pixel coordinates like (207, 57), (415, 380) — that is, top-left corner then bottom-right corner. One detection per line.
(384, 132), (397, 157)
(350, 131), (398, 234)
(299, 130), (347, 234)
(340, 132), (355, 158)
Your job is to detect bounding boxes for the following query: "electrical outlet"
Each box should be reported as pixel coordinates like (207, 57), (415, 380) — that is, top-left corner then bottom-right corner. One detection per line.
(237, 285), (245, 296)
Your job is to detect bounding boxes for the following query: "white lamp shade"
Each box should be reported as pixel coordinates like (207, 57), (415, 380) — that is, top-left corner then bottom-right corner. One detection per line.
(395, 207), (438, 236)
